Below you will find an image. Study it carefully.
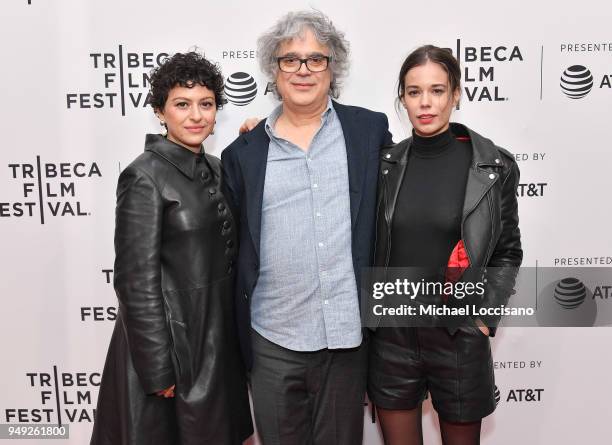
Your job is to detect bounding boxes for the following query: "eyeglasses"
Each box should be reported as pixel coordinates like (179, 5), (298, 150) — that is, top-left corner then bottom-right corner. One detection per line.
(276, 55), (331, 73)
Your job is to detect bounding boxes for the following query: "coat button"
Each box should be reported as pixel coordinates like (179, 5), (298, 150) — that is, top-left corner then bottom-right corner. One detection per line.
(383, 169), (389, 175)
(385, 153), (391, 159)
(200, 171), (210, 181)
(209, 188), (216, 195)
(218, 202), (226, 211)
(223, 220), (231, 229)
(489, 173), (496, 179)
(244, 292), (248, 300)
(226, 239), (234, 248)
(494, 158), (500, 164)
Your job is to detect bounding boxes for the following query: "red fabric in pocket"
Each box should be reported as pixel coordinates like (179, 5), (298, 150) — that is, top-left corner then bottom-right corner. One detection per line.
(445, 239), (470, 284)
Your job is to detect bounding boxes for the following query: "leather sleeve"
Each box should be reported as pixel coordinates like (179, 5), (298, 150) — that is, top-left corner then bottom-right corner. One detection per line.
(113, 166), (175, 394)
(489, 160), (523, 267)
(480, 160), (523, 335)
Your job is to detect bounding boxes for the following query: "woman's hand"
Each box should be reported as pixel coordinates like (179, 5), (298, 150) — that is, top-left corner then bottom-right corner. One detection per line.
(475, 319), (490, 336)
(239, 117), (261, 134)
(156, 384), (175, 398)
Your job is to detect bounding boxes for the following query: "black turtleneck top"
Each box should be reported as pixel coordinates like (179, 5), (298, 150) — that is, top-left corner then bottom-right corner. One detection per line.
(388, 128), (472, 267)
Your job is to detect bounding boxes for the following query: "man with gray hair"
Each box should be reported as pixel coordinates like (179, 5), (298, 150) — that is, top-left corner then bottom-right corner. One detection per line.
(222, 10), (392, 444)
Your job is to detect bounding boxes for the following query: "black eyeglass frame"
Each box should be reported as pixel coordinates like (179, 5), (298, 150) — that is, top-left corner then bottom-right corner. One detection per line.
(276, 56), (331, 73)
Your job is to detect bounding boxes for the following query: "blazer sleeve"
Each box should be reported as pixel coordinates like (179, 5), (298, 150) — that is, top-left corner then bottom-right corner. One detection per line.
(221, 146), (242, 217)
(113, 165), (175, 394)
(381, 113), (394, 146)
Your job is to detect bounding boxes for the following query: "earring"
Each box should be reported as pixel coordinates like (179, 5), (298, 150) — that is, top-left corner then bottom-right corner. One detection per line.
(159, 120), (167, 136)
(210, 120), (216, 136)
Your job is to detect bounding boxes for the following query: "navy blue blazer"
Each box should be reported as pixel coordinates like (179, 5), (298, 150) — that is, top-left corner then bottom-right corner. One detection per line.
(221, 101), (392, 368)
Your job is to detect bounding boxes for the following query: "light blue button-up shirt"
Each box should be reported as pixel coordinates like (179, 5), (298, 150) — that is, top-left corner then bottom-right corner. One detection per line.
(250, 98), (362, 351)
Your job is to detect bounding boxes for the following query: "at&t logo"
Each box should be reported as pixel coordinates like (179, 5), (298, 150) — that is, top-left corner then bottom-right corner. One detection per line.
(560, 64), (612, 99)
(560, 65), (593, 99)
(506, 388), (544, 402)
(552, 277), (612, 309)
(495, 387), (544, 403)
(516, 182), (547, 197)
(554, 277), (587, 309)
(224, 72), (258, 106)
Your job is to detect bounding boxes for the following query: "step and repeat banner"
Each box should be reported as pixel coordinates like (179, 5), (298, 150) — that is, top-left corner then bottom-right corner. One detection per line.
(1, 0), (611, 443)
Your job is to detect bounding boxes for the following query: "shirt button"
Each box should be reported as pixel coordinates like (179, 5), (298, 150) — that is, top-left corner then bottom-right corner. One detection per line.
(316, 212), (321, 217)
(313, 183), (318, 188)
(318, 242), (324, 247)
(324, 300), (329, 305)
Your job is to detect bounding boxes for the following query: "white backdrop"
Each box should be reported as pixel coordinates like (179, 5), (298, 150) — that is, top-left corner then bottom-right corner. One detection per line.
(1, 0), (611, 443)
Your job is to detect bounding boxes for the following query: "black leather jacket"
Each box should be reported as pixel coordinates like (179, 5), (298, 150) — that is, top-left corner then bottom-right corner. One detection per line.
(91, 135), (253, 445)
(374, 123), (523, 334)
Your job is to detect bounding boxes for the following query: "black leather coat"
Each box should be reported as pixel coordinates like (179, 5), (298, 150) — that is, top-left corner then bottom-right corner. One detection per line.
(91, 135), (253, 445)
(373, 123), (523, 333)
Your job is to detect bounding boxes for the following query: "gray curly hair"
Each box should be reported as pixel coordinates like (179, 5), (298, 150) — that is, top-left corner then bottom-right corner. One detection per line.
(257, 10), (350, 99)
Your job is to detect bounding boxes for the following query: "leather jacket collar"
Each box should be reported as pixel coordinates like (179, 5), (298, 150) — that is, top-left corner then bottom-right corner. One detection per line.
(144, 134), (210, 180)
(377, 122), (520, 268)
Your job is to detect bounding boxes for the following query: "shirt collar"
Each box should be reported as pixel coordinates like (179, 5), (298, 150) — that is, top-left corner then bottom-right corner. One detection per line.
(265, 96), (334, 140)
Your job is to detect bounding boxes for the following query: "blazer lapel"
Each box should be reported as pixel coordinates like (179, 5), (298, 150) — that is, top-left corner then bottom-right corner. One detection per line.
(334, 102), (368, 227)
(237, 123), (270, 258)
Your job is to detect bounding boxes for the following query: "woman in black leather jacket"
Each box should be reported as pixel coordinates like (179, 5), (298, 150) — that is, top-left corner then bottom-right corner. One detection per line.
(91, 52), (253, 445)
(368, 45), (522, 445)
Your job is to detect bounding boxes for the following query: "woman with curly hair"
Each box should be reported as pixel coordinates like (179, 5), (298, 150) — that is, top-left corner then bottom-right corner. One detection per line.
(91, 51), (253, 445)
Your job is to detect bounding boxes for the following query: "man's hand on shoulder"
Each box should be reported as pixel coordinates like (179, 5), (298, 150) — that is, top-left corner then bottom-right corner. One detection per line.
(239, 117), (262, 134)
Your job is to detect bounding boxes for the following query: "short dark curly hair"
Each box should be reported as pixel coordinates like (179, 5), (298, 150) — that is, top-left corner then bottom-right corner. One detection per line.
(149, 51), (226, 110)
